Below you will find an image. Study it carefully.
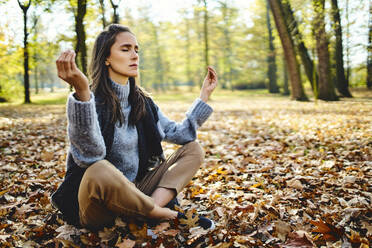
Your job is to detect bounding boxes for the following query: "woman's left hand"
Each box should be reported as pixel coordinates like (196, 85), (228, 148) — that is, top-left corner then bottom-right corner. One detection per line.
(200, 66), (218, 102)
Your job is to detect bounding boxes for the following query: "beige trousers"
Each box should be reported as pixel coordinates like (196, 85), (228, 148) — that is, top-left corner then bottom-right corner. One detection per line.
(78, 141), (204, 230)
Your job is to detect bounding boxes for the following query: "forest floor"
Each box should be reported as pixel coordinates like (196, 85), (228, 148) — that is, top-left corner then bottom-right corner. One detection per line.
(0, 89), (371, 247)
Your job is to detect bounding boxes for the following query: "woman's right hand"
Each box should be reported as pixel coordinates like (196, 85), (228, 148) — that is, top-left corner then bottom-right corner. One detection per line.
(56, 50), (91, 101)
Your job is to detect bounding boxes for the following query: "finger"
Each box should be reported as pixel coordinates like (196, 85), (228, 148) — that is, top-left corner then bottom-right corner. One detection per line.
(208, 68), (215, 81)
(70, 52), (77, 71)
(210, 69), (217, 81)
(56, 55), (63, 75)
(208, 66), (217, 76)
(62, 51), (73, 75)
(66, 50), (76, 72)
(56, 52), (68, 77)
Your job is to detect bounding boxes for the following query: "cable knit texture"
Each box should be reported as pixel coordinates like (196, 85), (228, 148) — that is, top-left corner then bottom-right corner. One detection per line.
(67, 79), (213, 182)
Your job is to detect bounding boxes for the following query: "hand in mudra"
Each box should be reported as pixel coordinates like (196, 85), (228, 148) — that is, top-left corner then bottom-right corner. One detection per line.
(56, 50), (90, 101)
(200, 66), (218, 102)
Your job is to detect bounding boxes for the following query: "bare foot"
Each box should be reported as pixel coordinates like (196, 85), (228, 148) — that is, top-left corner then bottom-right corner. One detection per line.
(148, 205), (178, 220)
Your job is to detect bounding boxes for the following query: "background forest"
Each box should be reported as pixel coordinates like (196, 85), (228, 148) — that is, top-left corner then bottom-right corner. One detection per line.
(0, 0), (371, 103)
(0, 0), (371, 247)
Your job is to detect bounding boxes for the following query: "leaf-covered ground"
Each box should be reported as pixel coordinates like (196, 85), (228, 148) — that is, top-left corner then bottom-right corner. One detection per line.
(0, 92), (371, 247)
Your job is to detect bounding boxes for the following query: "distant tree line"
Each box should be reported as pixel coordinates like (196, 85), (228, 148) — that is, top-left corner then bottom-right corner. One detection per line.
(0, 0), (370, 103)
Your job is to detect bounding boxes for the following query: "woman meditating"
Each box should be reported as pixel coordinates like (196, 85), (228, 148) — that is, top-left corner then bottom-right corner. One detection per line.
(51, 24), (218, 231)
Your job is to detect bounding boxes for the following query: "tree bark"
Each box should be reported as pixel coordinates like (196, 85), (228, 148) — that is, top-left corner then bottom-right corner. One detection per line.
(345, 0), (351, 82)
(268, 0), (307, 101)
(31, 14), (39, 94)
(184, 15), (192, 90)
(331, 0), (352, 97)
(152, 24), (165, 91)
(266, 0), (279, 93)
(282, 56), (290, 95)
(313, 0), (338, 101)
(18, 0), (31, 103)
(367, 0), (372, 89)
(202, 0), (209, 73)
(74, 0), (87, 75)
(281, 1), (318, 93)
(99, 0), (107, 28)
(110, 0), (120, 24)
(220, 1), (234, 90)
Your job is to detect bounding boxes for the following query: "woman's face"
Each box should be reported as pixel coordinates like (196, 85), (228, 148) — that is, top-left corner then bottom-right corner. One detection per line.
(106, 32), (139, 83)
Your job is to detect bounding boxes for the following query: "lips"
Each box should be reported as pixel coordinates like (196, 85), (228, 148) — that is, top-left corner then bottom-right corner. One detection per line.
(130, 64), (138, 67)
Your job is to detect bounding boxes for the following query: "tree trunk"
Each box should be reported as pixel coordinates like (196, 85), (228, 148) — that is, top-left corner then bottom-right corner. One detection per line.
(313, 0), (338, 101)
(74, 0), (87, 75)
(184, 16), (192, 91)
(331, 0), (352, 97)
(220, 1), (234, 90)
(99, 0), (107, 28)
(34, 65), (39, 94)
(18, 0), (31, 103)
(110, 0), (120, 24)
(266, 0), (279, 93)
(367, 0), (372, 89)
(345, 0), (351, 83)
(152, 24), (164, 91)
(32, 14), (39, 94)
(281, 1), (318, 93)
(282, 56), (290, 95)
(202, 0), (209, 73)
(268, 0), (307, 101)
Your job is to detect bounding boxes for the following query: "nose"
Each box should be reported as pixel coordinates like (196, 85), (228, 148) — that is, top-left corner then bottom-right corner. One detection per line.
(131, 50), (139, 60)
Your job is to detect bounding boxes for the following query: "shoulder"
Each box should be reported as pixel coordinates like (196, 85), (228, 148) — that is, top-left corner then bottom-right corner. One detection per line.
(144, 96), (159, 111)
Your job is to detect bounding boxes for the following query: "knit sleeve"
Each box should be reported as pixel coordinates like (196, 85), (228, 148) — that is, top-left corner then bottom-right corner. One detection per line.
(157, 98), (213, 145)
(67, 93), (106, 168)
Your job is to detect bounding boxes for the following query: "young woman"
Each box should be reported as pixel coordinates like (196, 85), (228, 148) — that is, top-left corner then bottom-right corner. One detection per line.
(51, 24), (217, 231)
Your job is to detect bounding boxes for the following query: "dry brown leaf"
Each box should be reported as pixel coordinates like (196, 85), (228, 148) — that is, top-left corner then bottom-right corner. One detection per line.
(116, 238), (136, 248)
(286, 179), (303, 190)
(281, 231), (314, 248)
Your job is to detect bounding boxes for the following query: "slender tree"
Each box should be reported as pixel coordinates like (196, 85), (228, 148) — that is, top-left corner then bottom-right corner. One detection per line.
(110, 0), (121, 24)
(282, 56), (290, 95)
(99, 0), (107, 28)
(268, 0), (307, 101)
(152, 23), (165, 91)
(219, 1), (235, 90)
(345, 0), (350, 82)
(331, 0), (352, 97)
(181, 10), (193, 90)
(367, 0), (372, 89)
(266, 0), (279, 93)
(312, 0), (338, 101)
(17, 0), (31, 103)
(72, 0), (87, 75)
(31, 14), (39, 94)
(201, 0), (209, 72)
(281, 1), (318, 93)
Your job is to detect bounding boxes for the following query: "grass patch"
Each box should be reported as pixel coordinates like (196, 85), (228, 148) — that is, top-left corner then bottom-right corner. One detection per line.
(31, 91), (69, 105)
(1, 87), (370, 107)
(0, 90), (69, 106)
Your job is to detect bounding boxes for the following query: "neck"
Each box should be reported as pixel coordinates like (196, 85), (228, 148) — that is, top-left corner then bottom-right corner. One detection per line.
(108, 70), (129, 85)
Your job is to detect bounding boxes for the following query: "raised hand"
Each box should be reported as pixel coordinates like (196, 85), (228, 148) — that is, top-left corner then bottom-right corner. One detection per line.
(200, 66), (218, 102)
(56, 50), (90, 101)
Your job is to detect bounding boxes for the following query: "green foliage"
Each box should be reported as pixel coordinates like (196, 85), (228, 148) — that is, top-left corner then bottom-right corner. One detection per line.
(0, 0), (370, 102)
(0, 32), (24, 101)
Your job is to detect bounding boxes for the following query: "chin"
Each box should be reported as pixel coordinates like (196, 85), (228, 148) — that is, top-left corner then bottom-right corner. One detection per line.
(126, 72), (138, 77)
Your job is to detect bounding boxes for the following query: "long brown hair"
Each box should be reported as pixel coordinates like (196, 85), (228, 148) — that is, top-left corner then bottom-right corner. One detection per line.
(89, 24), (148, 126)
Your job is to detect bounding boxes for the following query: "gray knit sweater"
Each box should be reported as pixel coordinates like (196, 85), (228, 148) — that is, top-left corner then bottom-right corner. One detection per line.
(67, 80), (213, 181)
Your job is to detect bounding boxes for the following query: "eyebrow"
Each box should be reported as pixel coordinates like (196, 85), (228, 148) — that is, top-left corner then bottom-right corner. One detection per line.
(120, 43), (139, 49)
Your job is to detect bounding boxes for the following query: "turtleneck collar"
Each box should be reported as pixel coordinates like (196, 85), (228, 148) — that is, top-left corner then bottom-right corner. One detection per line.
(110, 79), (130, 108)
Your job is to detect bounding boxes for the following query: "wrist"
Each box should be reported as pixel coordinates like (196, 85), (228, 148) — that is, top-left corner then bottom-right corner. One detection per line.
(200, 93), (209, 103)
(75, 89), (91, 102)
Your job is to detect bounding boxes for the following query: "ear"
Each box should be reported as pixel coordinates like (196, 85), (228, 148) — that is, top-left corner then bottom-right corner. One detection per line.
(105, 60), (110, 66)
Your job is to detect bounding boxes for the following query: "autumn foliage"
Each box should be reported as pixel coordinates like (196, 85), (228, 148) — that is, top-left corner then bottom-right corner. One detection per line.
(0, 94), (371, 247)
